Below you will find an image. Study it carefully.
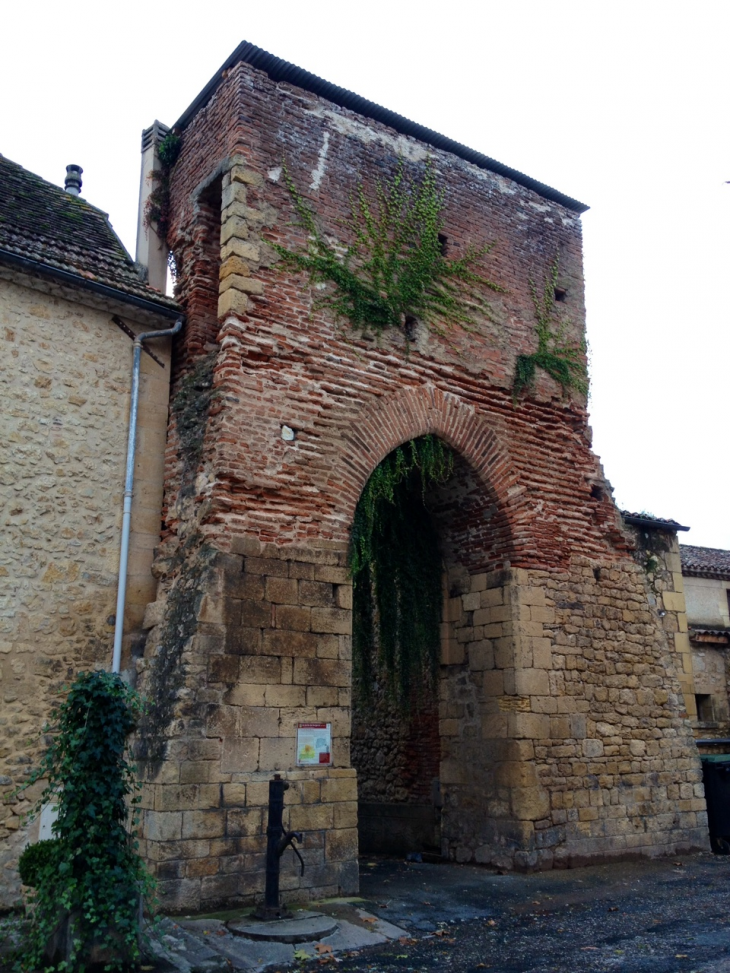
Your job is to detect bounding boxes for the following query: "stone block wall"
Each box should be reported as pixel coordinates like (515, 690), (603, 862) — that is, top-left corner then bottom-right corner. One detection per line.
(0, 273), (173, 906)
(439, 561), (707, 867)
(137, 541), (358, 912)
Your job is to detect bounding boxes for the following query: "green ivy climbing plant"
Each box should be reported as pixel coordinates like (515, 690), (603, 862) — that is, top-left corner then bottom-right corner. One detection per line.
(144, 131), (182, 243)
(349, 435), (453, 706)
(274, 159), (502, 338)
(17, 671), (153, 972)
(512, 259), (587, 399)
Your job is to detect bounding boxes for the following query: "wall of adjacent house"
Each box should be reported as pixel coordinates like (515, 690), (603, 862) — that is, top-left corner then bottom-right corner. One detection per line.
(684, 576), (730, 629)
(0, 274), (172, 906)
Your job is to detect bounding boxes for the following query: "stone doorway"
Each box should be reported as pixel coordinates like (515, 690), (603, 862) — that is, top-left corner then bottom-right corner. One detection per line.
(349, 438), (505, 859)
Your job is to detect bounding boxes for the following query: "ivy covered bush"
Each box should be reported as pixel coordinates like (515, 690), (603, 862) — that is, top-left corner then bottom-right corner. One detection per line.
(349, 435), (453, 705)
(18, 670), (152, 972)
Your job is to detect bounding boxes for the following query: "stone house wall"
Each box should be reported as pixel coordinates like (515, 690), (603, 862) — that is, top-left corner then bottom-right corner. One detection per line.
(132, 55), (707, 912)
(0, 272), (174, 907)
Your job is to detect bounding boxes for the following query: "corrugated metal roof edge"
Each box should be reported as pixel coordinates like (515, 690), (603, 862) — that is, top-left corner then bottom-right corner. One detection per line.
(173, 41), (589, 215)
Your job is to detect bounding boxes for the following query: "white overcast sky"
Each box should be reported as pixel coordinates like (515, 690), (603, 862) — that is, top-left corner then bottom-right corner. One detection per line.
(3, 1), (728, 548)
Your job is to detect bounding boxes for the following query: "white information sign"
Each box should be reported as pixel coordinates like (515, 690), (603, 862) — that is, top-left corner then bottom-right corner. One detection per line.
(296, 722), (332, 766)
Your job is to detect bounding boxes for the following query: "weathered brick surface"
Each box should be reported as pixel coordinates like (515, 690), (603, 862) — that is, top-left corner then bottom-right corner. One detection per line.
(133, 57), (706, 908)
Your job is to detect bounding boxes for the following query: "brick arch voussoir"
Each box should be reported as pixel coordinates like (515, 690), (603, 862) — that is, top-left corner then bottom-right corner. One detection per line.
(336, 385), (523, 547)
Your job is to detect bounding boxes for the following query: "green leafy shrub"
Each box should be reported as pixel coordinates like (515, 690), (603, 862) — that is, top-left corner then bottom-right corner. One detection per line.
(17, 839), (60, 888)
(18, 670), (153, 972)
(275, 159), (502, 339)
(349, 435), (453, 704)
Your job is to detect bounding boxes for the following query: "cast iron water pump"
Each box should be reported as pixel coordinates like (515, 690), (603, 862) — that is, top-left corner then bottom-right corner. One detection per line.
(254, 774), (305, 920)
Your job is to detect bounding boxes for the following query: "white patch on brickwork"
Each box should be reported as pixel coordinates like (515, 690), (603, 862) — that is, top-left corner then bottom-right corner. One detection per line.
(268, 167), (282, 182)
(310, 132), (330, 191)
(308, 109), (429, 163)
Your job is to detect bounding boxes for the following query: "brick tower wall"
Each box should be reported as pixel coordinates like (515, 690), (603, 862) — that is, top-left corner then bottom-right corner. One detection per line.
(134, 60), (706, 912)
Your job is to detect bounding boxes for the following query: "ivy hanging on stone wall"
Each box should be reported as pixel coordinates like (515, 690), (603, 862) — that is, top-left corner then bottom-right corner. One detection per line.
(17, 671), (153, 972)
(349, 435), (453, 705)
(513, 258), (587, 400)
(274, 159), (502, 339)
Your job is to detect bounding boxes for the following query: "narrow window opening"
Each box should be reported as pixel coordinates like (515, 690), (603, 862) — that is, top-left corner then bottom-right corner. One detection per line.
(590, 484), (603, 501)
(404, 315), (418, 341)
(554, 287), (567, 302)
(696, 694), (715, 723)
(438, 233), (448, 256)
(593, 567), (601, 582)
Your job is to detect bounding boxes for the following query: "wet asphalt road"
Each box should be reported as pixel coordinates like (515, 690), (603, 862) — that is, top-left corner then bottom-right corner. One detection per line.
(302, 853), (730, 973)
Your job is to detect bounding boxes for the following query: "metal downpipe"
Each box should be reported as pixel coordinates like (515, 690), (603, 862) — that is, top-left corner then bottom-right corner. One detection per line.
(111, 317), (184, 674)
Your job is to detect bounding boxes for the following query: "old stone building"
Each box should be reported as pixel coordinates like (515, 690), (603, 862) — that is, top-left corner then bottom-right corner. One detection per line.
(0, 154), (180, 906)
(128, 42), (708, 913)
(680, 545), (730, 743)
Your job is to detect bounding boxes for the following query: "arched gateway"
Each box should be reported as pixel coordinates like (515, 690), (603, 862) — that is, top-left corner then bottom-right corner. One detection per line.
(134, 44), (707, 913)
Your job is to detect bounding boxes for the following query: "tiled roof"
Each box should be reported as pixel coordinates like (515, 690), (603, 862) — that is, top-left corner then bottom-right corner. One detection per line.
(622, 511), (690, 532)
(0, 154), (179, 315)
(680, 545), (730, 579)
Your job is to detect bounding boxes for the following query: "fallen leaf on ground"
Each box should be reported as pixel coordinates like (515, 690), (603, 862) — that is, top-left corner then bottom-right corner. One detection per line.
(581, 946), (599, 951)
(486, 919), (497, 926)
(293, 948), (310, 960)
(608, 906), (619, 912)
(676, 954), (689, 959)
(362, 916), (377, 924)
(315, 944), (333, 954)
(674, 862), (684, 867)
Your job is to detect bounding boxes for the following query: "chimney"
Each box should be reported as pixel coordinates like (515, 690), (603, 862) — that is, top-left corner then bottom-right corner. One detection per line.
(64, 164), (83, 196)
(135, 120), (170, 293)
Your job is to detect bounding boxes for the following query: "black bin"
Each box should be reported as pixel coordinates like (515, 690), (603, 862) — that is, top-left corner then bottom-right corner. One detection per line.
(700, 755), (730, 854)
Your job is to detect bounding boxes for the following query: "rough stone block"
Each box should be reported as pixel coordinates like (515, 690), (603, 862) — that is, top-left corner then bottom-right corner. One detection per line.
(276, 605), (311, 631)
(145, 811), (183, 842)
(262, 630), (318, 657)
(221, 738), (260, 774)
(311, 607), (351, 634)
(265, 684), (306, 707)
(335, 585), (353, 610)
(217, 288), (248, 319)
(258, 736), (295, 771)
(289, 803), (335, 831)
(321, 777), (357, 803)
(299, 580), (335, 606)
(227, 807), (264, 837)
(182, 810), (225, 840)
(266, 577), (299, 604)
(326, 827), (358, 862)
(293, 657), (350, 687)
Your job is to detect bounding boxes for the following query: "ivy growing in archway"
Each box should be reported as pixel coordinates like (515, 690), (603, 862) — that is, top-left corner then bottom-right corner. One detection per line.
(349, 435), (454, 705)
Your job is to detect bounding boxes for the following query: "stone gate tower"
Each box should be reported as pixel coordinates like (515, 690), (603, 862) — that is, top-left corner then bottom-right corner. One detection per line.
(134, 42), (707, 913)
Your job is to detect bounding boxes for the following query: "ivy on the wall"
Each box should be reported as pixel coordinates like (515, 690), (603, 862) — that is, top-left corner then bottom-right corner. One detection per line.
(144, 131), (182, 243)
(349, 435), (453, 704)
(274, 159), (502, 339)
(513, 259), (587, 399)
(17, 672), (153, 971)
